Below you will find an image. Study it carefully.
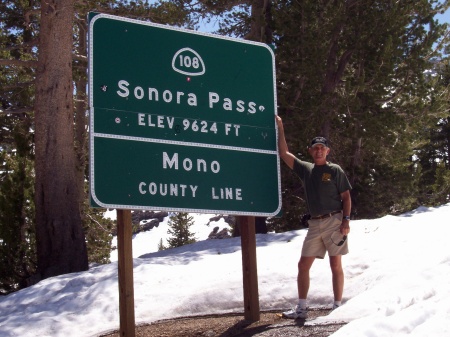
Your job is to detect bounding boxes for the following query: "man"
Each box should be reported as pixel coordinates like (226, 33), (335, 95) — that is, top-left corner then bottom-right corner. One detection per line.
(276, 116), (352, 319)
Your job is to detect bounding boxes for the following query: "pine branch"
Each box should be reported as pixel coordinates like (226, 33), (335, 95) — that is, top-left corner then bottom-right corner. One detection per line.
(0, 107), (33, 115)
(1, 40), (39, 52)
(1, 81), (35, 90)
(0, 59), (38, 67)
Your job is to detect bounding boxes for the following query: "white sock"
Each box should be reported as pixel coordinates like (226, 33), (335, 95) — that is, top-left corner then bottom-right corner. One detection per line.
(334, 300), (342, 307)
(297, 299), (307, 309)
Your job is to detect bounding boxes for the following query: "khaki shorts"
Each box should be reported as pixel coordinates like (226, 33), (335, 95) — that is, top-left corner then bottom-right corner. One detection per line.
(301, 213), (349, 258)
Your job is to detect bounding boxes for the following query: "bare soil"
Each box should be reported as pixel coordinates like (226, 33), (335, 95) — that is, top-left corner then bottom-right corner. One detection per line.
(99, 309), (345, 337)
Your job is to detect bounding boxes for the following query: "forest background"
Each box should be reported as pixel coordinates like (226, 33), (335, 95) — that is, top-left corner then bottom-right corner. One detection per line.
(1, 0), (449, 295)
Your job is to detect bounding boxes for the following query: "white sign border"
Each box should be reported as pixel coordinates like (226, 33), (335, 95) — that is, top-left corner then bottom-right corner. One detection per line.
(88, 13), (281, 216)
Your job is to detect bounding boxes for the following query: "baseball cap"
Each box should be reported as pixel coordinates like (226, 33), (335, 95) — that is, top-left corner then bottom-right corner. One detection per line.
(310, 136), (328, 148)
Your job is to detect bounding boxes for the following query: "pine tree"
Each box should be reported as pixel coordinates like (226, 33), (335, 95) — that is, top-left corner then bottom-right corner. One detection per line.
(166, 213), (197, 248)
(0, 0), (195, 289)
(1, 0), (39, 292)
(157, 238), (167, 251)
(269, 0), (450, 225)
(0, 139), (35, 293)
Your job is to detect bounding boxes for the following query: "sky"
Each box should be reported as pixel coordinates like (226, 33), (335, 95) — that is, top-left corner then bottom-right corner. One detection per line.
(436, 3), (450, 27)
(1, 204), (450, 337)
(197, 2), (450, 34)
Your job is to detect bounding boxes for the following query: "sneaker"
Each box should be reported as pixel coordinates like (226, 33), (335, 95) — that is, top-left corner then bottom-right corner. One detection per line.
(282, 305), (308, 319)
(332, 303), (341, 310)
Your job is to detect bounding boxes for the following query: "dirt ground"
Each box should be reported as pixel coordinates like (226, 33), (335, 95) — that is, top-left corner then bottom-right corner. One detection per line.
(99, 309), (345, 337)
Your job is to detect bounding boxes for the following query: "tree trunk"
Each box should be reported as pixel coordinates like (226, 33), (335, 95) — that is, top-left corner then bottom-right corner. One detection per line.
(348, 137), (362, 216)
(244, 0), (273, 234)
(446, 117), (450, 169)
(34, 0), (88, 281)
(246, 0), (273, 43)
(74, 19), (88, 209)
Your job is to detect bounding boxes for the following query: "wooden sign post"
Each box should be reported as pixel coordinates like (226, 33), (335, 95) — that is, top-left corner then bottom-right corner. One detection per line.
(89, 12), (281, 334)
(117, 210), (135, 337)
(239, 216), (260, 321)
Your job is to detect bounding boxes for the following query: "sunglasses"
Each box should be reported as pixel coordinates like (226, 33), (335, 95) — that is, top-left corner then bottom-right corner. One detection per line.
(331, 232), (347, 246)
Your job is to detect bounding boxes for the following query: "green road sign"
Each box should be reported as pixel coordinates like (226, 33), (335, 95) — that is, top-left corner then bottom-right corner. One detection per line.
(89, 13), (281, 216)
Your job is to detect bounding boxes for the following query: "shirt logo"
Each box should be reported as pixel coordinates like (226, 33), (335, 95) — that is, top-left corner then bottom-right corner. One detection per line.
(322, 173), (331, 182)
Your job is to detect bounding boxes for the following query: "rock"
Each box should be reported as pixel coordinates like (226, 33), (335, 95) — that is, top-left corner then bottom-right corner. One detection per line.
(208, 227), (231, 239)
(207, 214), (235, 226)
(112, 211), (169, 235)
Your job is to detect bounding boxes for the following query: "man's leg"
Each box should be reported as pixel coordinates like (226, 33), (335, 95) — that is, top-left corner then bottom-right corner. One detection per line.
(282, 256), (315, 319)
(329, 255), (344, 301)
(297, 256), (316, 299)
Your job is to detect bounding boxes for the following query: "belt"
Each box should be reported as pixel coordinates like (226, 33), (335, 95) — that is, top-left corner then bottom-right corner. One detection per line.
(311, 210), (342, 220)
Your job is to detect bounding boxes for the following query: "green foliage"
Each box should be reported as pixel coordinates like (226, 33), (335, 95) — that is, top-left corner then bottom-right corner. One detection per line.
(82, 199), (116, 265)
(166, 212), (197, 248)
(0, 0), (195, 291)
(0, 126), (35, 294)
(0, 9), (36, 289)
(198, 0), (450, 227)
(430, 163), (450, 204)
(271, 0), (450, 226)
(415, 115), (450, 205)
